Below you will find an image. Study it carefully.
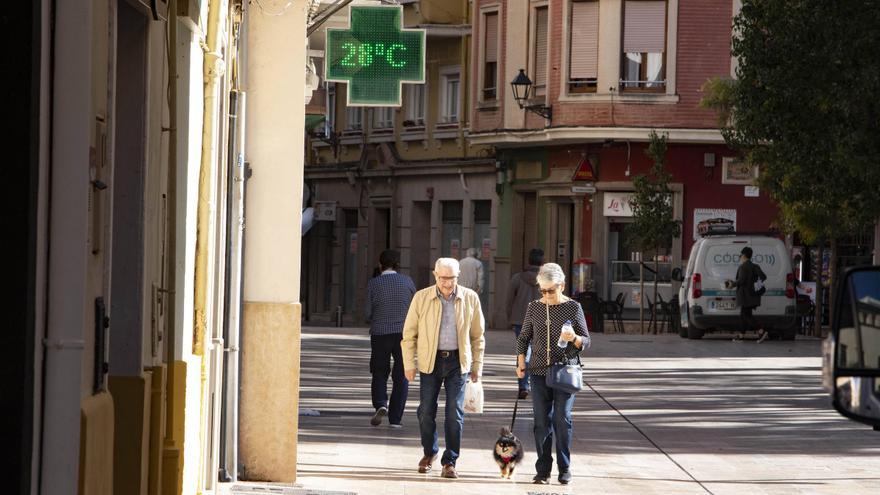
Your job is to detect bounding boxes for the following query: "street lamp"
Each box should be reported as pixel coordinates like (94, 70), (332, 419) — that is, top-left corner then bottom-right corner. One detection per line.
(510, 69), (552, 121)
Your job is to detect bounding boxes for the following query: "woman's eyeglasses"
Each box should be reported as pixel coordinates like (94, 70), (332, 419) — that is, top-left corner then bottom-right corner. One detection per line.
(539, 286), (558, 295)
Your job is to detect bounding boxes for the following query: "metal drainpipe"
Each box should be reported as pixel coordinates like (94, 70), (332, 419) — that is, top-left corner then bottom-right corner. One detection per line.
(194, 0), (227, 491)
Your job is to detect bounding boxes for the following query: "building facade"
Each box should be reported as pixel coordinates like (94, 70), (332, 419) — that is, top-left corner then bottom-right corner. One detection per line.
(11, 0), (313, 493)
(469, 0), (784, 323)
(304, 0), (501, 326)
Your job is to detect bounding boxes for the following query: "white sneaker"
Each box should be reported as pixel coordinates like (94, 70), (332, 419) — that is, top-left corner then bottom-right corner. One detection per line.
(756, 330), (768, 343)
(388, 423), (403, 429)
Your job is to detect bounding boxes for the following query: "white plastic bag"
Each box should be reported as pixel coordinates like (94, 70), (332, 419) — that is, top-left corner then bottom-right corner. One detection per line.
(463, 380), (484, 414)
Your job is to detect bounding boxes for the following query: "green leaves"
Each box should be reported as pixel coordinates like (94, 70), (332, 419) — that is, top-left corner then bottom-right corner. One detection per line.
(630, 131), (682, 254)
(708, 0), (880, 242)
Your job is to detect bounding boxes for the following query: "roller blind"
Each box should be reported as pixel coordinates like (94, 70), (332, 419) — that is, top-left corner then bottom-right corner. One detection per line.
(534, 7), (549, 88)
(570, 1), (599, 79)
(484, 13), (498, 62)
(623, 0), (667, 53)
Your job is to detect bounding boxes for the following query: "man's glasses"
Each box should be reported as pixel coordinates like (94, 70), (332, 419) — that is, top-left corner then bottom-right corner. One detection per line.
(539, 286), (558, 295)
(437, 276), (458, 282)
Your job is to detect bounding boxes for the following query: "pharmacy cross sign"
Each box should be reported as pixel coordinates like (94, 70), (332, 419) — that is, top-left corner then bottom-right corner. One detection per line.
(325, 5), (425, 106)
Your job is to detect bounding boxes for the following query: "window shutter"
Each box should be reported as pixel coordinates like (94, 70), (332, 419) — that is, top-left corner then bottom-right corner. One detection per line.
(623, 0), (667, 53)
(484, 13), (498, 63)
(570, 1), (599, 79)
(534, 7), (549, 88)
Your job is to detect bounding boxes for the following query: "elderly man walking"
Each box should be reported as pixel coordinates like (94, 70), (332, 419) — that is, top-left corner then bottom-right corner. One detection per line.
(402, 258), (486, 479)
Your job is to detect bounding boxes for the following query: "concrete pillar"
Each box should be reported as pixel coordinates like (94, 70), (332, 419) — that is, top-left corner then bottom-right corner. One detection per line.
(240, 0), (308, 482)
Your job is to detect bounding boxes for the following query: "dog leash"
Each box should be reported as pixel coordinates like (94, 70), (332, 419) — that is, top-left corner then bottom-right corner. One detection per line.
(510, 395), (520, 431)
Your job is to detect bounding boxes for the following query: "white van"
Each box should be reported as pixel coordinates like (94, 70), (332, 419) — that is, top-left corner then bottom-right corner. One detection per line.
(676, 233), (797, 339)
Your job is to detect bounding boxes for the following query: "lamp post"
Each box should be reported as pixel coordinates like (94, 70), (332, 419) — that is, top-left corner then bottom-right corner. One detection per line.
(510, 68), (552, 121)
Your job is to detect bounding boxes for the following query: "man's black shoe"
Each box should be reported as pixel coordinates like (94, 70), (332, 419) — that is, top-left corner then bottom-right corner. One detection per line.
(558, 470), (572, 485)
(532, 474), (549, 484)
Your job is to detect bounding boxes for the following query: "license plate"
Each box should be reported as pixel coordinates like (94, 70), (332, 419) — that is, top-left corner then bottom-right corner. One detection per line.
(713, 300), (736, 311)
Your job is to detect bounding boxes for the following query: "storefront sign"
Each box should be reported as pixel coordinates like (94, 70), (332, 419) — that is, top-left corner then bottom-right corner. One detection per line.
(314, 201), (337, 221)
(603, 192), (634, 217)
(571, 185), (596, 194)
(450, 239), (460, 259)
(325, 6), (426, 106)
(349, 232), (358, 255)
(721, 156), (757, 185)
(693, 208), (737, 240)
(744, 186), (760, 197)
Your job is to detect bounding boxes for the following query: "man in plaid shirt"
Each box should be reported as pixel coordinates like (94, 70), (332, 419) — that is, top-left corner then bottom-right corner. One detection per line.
(365, 249), (417, 427)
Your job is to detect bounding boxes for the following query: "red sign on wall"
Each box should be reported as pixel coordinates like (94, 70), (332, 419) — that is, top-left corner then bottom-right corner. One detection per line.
(572, 156), (596, 181)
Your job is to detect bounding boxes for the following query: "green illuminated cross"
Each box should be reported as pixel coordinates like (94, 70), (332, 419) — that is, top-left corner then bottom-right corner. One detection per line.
(325, 5), (425, 107)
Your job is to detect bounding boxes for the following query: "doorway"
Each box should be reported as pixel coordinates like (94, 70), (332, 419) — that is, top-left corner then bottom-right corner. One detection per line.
(411, 202), (432, 289)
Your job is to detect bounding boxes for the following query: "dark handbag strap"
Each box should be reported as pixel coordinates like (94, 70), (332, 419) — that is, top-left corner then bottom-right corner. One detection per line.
(546, 300), (582, 367)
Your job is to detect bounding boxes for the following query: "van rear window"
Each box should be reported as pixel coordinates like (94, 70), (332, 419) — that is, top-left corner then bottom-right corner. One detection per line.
(702, 244), (785, 278)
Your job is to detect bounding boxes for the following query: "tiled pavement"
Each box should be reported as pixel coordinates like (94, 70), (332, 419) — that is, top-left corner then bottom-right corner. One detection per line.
(224, 326), (880, 495)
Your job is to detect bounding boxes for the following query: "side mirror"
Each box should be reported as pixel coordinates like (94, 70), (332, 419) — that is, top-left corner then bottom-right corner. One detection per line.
(823, 265), (880, 429)
(671, 267), (684, 282)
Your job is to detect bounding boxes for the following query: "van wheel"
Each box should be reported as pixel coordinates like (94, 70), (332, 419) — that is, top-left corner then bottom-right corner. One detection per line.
(687, 326), (704, 339)
(678, 325), (688, 338)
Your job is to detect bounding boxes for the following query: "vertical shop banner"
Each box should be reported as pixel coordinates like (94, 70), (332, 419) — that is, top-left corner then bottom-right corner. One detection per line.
(481, 238), (491, 260)
(693, 208), (737, 240)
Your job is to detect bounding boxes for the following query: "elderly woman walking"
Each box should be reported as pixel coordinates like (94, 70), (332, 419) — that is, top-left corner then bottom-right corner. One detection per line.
(515, 263), (590, 485)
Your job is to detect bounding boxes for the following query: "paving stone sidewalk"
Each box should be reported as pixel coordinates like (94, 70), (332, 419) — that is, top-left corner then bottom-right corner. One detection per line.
(226, 326), (880, 495)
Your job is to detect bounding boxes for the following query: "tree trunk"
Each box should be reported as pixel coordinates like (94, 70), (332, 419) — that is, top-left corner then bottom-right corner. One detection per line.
(814, 241), (824, 337)
(653, 258), (660, 334)
(639, 254), (645, 333)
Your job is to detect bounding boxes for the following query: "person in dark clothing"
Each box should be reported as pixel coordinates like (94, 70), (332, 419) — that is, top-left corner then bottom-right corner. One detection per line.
(506, 248), (544, 399)
(365, 249), (417, 427)
(726, 246), (768, 342)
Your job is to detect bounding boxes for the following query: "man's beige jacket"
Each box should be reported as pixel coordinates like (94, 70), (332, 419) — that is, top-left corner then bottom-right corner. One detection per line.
(401, 286), (485, 375)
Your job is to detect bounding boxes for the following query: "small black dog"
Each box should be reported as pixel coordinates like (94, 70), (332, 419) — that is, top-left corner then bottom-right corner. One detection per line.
(493, 427), (524, 478)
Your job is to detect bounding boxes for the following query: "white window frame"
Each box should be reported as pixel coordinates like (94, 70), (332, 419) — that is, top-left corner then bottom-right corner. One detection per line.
(345, 105), (363, 132)
(558, 0), (680, 104)
(478, 6), (501, 104)
(372, 106), (395, 132)
(439, 66), (461, 125)
(404, 83), (426, 128)
(565, 0), (600, 94)
(529, 2), (550, 99)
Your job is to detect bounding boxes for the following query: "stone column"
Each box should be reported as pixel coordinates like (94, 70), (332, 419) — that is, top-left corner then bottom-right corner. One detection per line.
(239, 0), (308, 482)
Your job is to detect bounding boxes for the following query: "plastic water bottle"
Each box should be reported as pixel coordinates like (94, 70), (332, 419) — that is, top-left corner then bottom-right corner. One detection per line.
(558, 320), (573, 348)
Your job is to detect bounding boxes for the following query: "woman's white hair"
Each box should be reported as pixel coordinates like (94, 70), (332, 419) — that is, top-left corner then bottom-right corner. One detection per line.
(537, 263), (566, 286)
(434, 257), (460, 274)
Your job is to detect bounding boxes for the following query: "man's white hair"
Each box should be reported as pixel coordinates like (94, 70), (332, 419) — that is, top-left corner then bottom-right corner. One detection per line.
(465, 247), (478, 258)
(537, 263), (566, 286)
(434, 257), (460, 274)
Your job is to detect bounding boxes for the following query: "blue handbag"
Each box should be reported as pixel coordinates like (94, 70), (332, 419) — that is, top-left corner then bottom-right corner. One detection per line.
(543, 303), (583, 394)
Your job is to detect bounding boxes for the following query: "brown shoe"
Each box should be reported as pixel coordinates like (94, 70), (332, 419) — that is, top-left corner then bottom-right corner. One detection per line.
(441, 464), (458, 479)
(418, 454), (437, 473)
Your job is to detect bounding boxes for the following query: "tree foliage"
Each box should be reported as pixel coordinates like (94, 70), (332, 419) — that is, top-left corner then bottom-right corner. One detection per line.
(631, 131), (682, 255)
(703, 0), (880, 244)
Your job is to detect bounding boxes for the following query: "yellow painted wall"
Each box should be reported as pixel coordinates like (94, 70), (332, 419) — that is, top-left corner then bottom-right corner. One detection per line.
(79, 392), (115, 495)
(109, 372), (153, 495)
(162, 360), (186, 494)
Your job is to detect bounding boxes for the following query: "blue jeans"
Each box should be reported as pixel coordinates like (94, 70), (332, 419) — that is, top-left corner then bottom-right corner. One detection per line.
(530, 374), (576, 475)
(370, 333), (409, 424)
(417, 352), (466, 466)
(513, 324), (531, 392)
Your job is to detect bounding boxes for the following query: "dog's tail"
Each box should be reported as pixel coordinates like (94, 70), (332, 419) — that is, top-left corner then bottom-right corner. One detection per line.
(499, 426), (512, 437)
